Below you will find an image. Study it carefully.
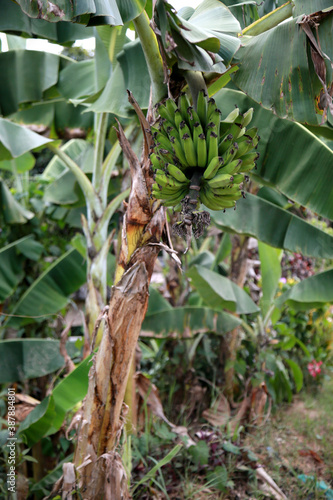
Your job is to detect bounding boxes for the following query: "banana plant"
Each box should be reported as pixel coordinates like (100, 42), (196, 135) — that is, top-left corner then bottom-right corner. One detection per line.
(1, 0), (333, 498)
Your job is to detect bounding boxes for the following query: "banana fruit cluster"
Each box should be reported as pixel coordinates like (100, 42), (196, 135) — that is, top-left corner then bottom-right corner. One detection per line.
(150, 91), (260, 211)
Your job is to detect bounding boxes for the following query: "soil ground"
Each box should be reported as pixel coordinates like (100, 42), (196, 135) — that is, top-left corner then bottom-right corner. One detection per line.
(181, 378), (333, 499)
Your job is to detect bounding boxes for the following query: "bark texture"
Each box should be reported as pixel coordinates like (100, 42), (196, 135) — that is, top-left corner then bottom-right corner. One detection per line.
(71, 93), (166, 499)
(224, 235), (249, 398)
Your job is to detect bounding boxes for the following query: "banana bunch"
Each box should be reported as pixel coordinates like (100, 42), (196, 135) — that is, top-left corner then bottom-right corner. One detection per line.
(150, 91), (260, 211)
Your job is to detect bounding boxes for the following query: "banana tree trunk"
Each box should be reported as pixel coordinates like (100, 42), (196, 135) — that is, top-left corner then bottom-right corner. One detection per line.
(72, 95), (165, 499)
(224, 234), (249, 398)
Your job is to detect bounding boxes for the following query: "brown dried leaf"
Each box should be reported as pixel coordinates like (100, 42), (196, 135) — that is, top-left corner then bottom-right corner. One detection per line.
(135, 372), (173, 427)
(250, 382), (268, 425)
(202, 394), (231, 427)
(299, 449), (324, 463)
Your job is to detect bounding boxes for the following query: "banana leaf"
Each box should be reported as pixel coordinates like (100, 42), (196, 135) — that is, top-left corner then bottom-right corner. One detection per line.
(0, 339), (79, 383)
(0, 152), (35, 173)
(276, 268), (333, 310)
(293, 1), (333, 16)
(14, 0), (123, 25)
(0, 50), (60, 117)
(0, 180), (34, 223)
(0, 236), (44, 301)
(258, 242), (282, 319)
(12, 101), (94, 132)
(154, 0), (241, 73)
(88, 38), (151, 116)
(0, 0), (94, 41)
(214, 89), (333, 220)
(0, 118), (52, 159)
(142, 305), (242, 335)
(4, 248), (86, 329)
(232, 12), (333, 127)
(210, 193), (333, 258)
(187, 265), (260, 314)
(18, 354), (92, 446)
(115, 0), (146, 24)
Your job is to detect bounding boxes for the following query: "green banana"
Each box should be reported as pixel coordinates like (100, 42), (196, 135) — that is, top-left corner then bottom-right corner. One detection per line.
(221, 143), (239, 164)
(174, 109), (183, 129)
(211, 185), (241, 196)
(196, 90), (207, 128)
(242, 108), (254, 127)
(156, 103), (176, 127)
(178, 93), (191, 126)
(155, 172), (185, 189)
(217, 158), (242, 176)
(197, 133), (207, 168)
(203, 156), (224, 180)
(166, 163), (190, 183)
(207, 130), (219, 166)
(218, 133), (234, 155)
(232, 173), (245, 184)
(206, 172), (234, 189)
(166, 98), (178, 117)
(152, 94), (260, 223)
(168, 134), (189, 167)
(181, 133), (197, 166)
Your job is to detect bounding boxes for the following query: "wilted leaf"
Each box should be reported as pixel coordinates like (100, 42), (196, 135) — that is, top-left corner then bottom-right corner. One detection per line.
(135, 372), (173, 426)
(202, 394), (231, 427)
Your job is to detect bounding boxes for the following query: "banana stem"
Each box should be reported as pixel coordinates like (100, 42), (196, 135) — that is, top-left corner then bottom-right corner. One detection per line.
(185, 71), (208, 111)
(243, 1), (293, 37)
(133, 10), (167, 104)
(92, 112), (108, 198)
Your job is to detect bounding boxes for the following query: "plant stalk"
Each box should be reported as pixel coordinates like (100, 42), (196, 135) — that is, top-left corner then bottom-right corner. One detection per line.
(185, 71), (208, 110)
(92, 112), (108, 198)
(133, 10), (167, 105)
(243, 1), (293, 37)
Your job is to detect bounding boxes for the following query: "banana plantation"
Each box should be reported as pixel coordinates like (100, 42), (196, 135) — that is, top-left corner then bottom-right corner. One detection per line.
(1, 0), (333, 498)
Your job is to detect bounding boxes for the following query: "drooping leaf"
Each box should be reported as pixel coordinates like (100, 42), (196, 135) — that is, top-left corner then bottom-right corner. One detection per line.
(232, 13), (333, 126)
(0, 50), (61, 116)
(0, 118), (52, 159)
(46, 354), (92, 435)
(154, 0), (241, 73)
(0, 180), (34, 223)
(293, 1), (333, 17)
(142, 305), (242, 335)
(187, 265), (260, 314)
(0, 0), (94, 42)
(258, 242), (282, 319)
(58, 60), (98, 100)
(0, 339), (79, 383)
(214, 89), (333, 220)
(14, 0), (123, 26)
(12, 101), (94, 132)
(276, 268), (333, 310)
(89, 38), (151, 116)
(5, 248), (86, 328)
(115, 0), (146, 24)
(17, 354), (92, 446)
(210, 193), (333, 258)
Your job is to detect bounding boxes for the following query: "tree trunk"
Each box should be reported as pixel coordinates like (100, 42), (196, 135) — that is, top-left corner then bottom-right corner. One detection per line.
(71, 94), (166, 499)
(224, 234), (249, 398)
